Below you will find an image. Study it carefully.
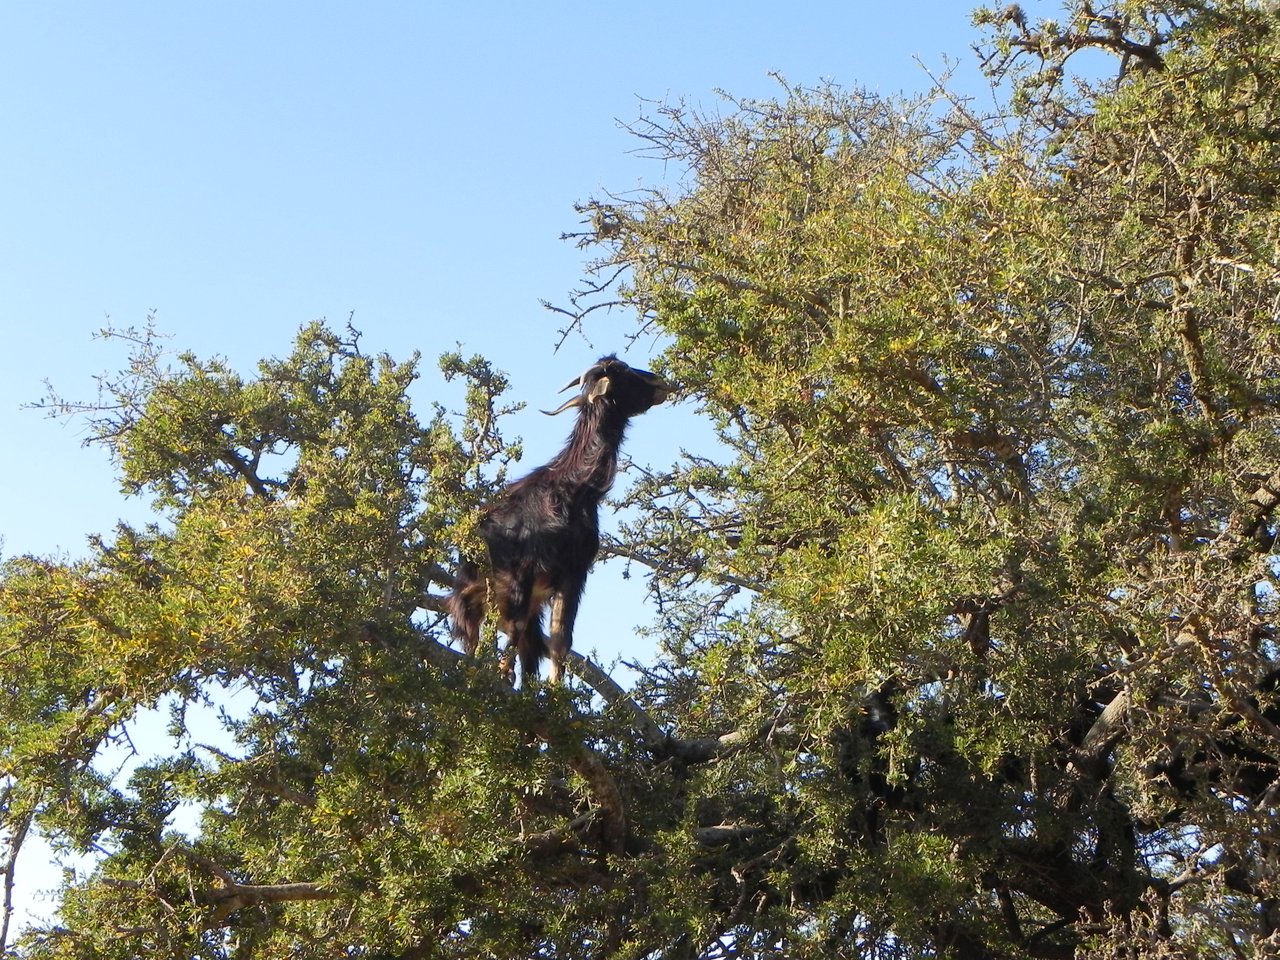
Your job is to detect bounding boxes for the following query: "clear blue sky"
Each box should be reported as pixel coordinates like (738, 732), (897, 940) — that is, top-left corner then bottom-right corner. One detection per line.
(1, 1), (997, 560)
(1, 0), (1001, 930)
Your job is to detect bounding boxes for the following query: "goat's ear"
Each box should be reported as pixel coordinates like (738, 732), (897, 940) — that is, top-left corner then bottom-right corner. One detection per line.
(586, 375), (613, 403)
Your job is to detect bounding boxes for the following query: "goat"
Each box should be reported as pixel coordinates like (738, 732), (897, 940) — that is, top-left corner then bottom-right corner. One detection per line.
(448, 356), (674, 685)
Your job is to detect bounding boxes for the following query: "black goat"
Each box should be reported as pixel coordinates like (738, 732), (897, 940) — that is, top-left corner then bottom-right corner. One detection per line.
(448, 356), (674, 684)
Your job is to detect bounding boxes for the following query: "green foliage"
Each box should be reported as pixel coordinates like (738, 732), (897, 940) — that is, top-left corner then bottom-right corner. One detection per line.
(8, 3), (1280, 958)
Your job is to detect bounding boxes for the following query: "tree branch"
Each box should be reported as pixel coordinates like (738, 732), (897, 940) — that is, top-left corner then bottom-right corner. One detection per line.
(0, 798), (34, 956)
(566, 650), (786, 765)
(1070, 688), (1131, 780)
(1228, 462), (1280, 546)
(204, 880), (340, 925)
(163, 850), (342, 928)
(219, 446), (274, 499)
(695, 823), (764, 847)
(520, 813), (595, 857)
(566, 651), (668, 751)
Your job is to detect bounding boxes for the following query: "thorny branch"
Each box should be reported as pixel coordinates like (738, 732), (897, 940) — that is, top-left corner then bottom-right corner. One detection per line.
(0, 791), (35, 956)
(983, 3), (1167, 77)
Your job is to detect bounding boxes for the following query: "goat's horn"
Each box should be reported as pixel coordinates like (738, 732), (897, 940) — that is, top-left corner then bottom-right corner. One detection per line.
(557, 362), (606, 394)
(541, 394), (585, 416)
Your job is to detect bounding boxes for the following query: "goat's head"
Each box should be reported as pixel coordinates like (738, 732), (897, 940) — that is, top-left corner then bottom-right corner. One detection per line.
(543, 355), (675, 418)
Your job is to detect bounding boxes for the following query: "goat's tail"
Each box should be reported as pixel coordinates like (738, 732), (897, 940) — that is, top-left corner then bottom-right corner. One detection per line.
(446, 559), (485, 656)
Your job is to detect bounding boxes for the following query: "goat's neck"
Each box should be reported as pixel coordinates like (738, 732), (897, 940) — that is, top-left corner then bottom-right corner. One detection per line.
(550, 406), (629, 497)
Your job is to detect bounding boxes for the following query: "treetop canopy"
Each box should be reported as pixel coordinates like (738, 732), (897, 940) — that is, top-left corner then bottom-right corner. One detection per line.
(7, 3), (1280, 958)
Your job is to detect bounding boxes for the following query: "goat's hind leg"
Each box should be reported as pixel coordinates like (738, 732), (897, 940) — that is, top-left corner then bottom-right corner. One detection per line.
(447, 561), (487, 657)
(513, 615), (549, 686)
(497, 572), (548, 686)
(546, 590), (582, 686)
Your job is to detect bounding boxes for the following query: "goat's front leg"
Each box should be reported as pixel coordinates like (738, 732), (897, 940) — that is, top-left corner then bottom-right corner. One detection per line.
(546, 589), (582, 685)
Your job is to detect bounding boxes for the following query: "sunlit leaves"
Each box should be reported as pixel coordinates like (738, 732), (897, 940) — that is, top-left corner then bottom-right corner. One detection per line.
(1, 322), (544, 958)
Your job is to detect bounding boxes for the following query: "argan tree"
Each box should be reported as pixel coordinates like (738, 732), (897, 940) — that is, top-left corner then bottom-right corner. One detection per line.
(6, 2), (1280, 958)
